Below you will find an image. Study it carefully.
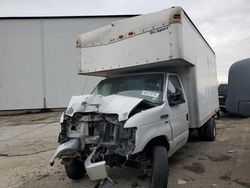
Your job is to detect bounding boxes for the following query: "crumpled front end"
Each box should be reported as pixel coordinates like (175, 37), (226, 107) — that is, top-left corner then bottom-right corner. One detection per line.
(51, 112), (136, 180)
(50, 94), (156, 181)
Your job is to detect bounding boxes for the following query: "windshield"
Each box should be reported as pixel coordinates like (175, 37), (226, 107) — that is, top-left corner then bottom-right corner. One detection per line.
(92, 74), (164, 104)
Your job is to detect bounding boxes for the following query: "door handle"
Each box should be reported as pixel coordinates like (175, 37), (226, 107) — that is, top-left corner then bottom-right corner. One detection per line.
(160, 114), (169, 119)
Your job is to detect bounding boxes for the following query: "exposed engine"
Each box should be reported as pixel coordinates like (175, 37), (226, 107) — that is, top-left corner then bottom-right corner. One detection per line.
(58, 112), (136, 167)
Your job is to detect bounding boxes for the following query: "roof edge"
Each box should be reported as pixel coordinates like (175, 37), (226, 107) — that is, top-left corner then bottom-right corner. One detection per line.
(180, 8), (215, 54)
(0, 14), (138, 19)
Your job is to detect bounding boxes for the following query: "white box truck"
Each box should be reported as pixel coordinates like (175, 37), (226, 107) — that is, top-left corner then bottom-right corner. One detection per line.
(50, 7), (219, 188)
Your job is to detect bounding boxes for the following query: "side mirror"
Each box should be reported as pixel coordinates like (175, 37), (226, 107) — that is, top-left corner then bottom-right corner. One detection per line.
(168, 92), (185, 106)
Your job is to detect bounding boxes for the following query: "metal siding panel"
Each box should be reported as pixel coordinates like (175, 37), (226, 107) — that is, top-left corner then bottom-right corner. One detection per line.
(42, 17), (124, 108)
(0, 17), (131, 110)
(0, 20), (44, 110)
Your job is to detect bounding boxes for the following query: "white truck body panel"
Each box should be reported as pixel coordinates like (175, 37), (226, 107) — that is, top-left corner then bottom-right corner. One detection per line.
(76, 7), (218, 129)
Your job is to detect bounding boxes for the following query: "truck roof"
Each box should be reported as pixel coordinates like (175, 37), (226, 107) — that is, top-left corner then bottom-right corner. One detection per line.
(77, 6), (214, 54)
(77, 6), (216, 77)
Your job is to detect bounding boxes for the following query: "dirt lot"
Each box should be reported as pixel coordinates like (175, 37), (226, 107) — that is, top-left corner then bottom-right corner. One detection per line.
(0, 111), (250, 188)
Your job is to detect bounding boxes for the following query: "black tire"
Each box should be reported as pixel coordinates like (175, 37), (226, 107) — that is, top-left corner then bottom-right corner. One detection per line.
(64, 159), (86, 180)
(198, 117), (216, 141)
(220, 108), (227, 114)
(215, 111), (220, 119)
(150, 145), (168, 188)
(239, 114), (247, 118)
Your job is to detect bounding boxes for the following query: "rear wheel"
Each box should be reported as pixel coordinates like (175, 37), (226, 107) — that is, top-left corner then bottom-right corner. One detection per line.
(150, 145), (168, 188)
(64, 158), (86, 180)
(239, 114), (247, 118)
(220, 107), (227, 114)
(198, 117), (216, 141)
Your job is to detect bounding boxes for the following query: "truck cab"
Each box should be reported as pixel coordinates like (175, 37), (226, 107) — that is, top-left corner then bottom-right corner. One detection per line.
(50, 72), (189, 187)
(91, 72), (189, 156)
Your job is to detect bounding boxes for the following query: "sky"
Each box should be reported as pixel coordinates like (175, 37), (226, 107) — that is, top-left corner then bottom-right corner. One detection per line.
(0, 0), (250, 82)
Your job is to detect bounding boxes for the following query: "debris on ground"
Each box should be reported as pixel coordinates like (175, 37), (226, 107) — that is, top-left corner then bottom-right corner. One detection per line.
(227, 150), (239, 154)
(178, 179), (188, 185)
(206, 154), (231, 162)
(96, 177), (113, 188)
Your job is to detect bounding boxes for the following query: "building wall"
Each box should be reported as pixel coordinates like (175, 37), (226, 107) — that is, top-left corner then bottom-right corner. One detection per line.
(0, 16), (128, 110)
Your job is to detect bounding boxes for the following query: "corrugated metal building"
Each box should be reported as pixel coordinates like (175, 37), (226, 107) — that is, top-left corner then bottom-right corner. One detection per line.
(0, 15), (133, 111)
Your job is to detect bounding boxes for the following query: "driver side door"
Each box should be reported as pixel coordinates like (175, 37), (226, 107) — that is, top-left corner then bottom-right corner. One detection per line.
(167, 75), (189, 151)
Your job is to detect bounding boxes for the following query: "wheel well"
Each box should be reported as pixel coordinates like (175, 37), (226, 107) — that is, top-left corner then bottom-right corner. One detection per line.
(143, 136), (170, 154)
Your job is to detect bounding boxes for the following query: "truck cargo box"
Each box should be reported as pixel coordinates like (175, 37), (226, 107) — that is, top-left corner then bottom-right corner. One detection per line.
(76, 7), (219, 128)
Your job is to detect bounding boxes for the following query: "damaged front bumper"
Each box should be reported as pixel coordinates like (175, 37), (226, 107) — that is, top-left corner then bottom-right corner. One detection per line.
(49, 139), (108, 181)
(85, 149), (108, 180)
(49, 138), (80, 166)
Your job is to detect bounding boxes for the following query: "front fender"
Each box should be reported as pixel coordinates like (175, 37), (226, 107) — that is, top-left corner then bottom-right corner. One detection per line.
(132, 121), (173, 154)
(124, 104), (173, 154)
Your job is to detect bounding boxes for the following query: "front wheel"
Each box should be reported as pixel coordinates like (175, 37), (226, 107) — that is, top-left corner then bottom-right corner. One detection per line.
(150, 145), (168, 188)
(64, 158), (86, 180)
(198, 117), (216, 141)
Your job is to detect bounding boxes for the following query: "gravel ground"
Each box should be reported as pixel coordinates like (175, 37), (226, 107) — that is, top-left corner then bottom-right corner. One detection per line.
(0, 111), (250, 188)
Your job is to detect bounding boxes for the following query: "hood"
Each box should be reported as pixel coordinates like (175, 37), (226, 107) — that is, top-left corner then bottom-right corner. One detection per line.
(65, 94), (143, 121)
